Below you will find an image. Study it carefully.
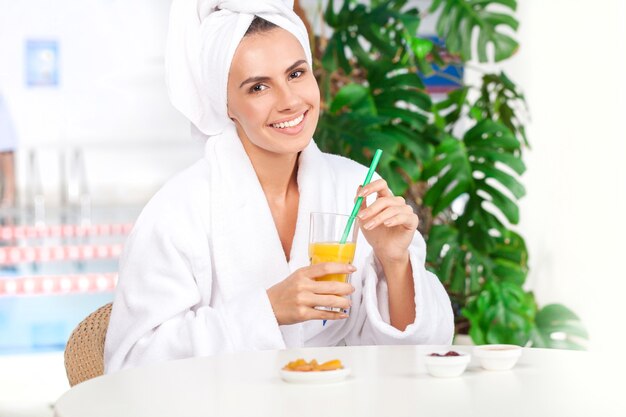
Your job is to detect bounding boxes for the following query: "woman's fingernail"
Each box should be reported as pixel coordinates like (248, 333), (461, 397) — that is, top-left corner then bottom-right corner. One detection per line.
(340, 314), (349, 319)
(348, 265), (357, 272)
(364, 221), (375, 229)
(384, 220), (392, 226)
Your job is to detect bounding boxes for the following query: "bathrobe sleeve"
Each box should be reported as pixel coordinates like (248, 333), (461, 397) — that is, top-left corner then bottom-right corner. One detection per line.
(104, 172), (285, 373)
(345, 230), (454, 346)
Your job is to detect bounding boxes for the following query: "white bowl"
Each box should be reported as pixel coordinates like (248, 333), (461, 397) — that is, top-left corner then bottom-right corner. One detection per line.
(423, 350), (471, 378)
(279, 367), (351, 384)
(473, 344), (522, 371)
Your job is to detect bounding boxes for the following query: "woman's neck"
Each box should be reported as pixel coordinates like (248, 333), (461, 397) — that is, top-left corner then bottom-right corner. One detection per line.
(238, 135), (300, 201)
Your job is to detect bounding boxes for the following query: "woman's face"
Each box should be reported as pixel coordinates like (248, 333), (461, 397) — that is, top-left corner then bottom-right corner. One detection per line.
(227, 27), (320, 156)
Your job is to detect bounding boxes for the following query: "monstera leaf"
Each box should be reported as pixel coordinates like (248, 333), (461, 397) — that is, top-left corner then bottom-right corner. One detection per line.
(430, 0), (519, 62)
(531, 304), (589, 350)
(423, 120), (525, 236)
(426, 224), (485, 297)
(463, 279), (536, 345)
(473, 72), (529, 146)
(427, 223), (527, 298)
(323, 0), (423, 74)
(317, 0), (437, 196)
(318, 79), (433, 195)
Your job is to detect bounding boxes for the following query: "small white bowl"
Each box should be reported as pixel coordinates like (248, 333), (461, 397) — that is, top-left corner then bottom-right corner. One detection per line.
(473, 344), (522, 371)
(423, 350), (471, 378)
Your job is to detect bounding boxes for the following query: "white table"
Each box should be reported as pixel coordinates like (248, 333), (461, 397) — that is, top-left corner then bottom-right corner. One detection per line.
(54, 345), (623, 417)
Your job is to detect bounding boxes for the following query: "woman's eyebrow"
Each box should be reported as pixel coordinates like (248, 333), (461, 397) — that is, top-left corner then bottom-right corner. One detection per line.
(239, 59), (307, 89)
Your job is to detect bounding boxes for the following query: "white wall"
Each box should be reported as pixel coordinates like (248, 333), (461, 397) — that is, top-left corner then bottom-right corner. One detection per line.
(493, 0), (626, 351)
(0, 0), (203, 206)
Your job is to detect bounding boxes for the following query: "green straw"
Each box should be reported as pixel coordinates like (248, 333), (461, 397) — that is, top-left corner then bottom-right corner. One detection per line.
(340, 149), (383, 243)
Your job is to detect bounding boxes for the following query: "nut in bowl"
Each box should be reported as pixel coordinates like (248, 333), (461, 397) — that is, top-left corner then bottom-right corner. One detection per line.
(423, 350), (471, 378)
(473, 344), (522, 371)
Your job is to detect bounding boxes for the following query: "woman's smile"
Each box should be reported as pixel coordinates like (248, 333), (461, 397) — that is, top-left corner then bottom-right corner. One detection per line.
(268, 110), (308, 135)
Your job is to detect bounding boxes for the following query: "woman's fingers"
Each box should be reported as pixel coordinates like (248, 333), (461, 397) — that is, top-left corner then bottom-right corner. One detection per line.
(304, 262), (356, 280)
(382, 211), (419, 230)
(311, 280), (355, 296)
(311, 309), (349, 321)
(309, 293), (351, 310)
(358, 196), (409, 223)
(358, 178), (393, 198)
(361, 205), (408, 230)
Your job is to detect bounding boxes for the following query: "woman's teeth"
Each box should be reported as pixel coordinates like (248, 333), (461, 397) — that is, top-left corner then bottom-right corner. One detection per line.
(271, 113), (304, 129)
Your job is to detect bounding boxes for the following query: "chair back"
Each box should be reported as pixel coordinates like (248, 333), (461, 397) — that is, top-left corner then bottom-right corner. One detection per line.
(64, 302), (113, 386)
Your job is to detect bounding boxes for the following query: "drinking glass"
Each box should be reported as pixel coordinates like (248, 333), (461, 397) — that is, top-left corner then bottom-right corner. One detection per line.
(309, 212), (358, 312)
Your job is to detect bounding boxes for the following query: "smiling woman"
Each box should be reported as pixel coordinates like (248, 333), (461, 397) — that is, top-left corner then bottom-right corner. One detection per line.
(102, 0), (454, 374)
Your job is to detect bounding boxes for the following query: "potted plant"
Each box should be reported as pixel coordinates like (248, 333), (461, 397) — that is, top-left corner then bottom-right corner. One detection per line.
(297, 0), (588, 349)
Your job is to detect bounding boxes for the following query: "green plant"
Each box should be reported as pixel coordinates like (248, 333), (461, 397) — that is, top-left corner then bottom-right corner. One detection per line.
(305, 0), (588, 349)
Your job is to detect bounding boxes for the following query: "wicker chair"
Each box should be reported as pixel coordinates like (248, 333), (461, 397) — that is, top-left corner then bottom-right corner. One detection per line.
(64, 302), (113, 387)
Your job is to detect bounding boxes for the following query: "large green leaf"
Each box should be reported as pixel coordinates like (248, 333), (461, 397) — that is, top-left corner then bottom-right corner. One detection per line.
(463, 279), (537, 346)
(427, 224), (527, 298)
(474, 72), (530, 147)
(433, 86), (470, 130)
(531, 304), (589, 350)
(423, 120), (524, 229)
(330, 84), (377, 115)
(317, 0), (434, 197)
(431, 0), (519, 63)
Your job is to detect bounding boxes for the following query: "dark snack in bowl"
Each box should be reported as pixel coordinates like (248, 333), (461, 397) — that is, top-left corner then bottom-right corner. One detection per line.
(429, 351), (461, 357)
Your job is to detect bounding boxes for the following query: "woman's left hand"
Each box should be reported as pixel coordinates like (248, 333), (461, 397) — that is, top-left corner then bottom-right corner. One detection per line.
(356, 179), (419, 264)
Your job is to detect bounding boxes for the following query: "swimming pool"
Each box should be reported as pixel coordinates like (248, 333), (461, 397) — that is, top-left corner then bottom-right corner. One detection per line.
(0, 207), (138, 355)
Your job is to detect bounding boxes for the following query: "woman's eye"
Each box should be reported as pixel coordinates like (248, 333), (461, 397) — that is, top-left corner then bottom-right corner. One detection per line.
(250, 84), (267, 94)
(289, 70), (305, 79)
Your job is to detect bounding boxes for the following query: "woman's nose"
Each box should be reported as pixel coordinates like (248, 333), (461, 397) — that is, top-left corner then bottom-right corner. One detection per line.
(275, 84), (302, 111)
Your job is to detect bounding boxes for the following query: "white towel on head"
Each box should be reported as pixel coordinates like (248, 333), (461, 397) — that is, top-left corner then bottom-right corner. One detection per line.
(165, 0), (312, 138)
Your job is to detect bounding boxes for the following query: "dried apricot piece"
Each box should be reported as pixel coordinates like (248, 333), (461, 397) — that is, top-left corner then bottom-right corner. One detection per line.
(283, 358), (344, 372)
(318, 359), (343, 371)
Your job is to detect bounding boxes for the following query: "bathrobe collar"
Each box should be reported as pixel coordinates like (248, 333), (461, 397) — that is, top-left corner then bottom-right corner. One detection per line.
(205, 125), (338, 285)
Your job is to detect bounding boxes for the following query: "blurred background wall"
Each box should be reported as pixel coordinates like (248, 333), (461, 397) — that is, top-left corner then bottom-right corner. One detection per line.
(0, 0), (202, 208)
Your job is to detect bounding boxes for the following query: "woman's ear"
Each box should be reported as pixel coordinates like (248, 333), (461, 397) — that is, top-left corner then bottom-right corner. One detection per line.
(226, 100), (234, 119)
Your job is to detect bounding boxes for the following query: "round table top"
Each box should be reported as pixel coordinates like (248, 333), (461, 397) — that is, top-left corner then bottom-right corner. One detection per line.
(54, 344), (623, 417)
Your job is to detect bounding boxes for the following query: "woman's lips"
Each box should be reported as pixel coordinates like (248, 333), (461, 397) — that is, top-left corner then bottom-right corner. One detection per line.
(268, 110), (308, 135)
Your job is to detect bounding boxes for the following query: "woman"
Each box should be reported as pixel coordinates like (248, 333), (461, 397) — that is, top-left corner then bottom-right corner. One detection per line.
(104, 0), (453, 373)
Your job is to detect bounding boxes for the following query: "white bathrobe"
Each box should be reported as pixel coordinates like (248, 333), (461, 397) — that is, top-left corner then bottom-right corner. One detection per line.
(104, 125), (454, 373)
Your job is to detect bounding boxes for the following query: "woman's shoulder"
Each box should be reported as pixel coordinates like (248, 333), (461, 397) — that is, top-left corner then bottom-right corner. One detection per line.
(159, 158), (211, 198)
(134, 159), (211, 229)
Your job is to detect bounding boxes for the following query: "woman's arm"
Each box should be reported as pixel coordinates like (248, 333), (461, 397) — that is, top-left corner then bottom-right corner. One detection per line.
(104, 190), (285, 373)
(343, 177), (453, 344)
(379, 254), (415, 331)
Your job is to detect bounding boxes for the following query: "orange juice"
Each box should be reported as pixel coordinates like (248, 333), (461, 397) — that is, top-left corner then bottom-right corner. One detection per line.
(309, 242), (356, 282)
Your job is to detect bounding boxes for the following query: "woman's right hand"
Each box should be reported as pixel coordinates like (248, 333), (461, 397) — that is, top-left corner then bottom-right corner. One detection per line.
(267, 263), (356, 325)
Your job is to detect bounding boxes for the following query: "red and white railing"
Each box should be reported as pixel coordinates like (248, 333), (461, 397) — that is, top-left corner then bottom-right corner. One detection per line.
(0, 273), (118, 296)
(0, 243), (124, 265)
(0, 223), (133, 241)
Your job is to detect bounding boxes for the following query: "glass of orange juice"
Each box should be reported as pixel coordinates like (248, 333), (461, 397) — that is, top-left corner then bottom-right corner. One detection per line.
(309, 212), (358, 313)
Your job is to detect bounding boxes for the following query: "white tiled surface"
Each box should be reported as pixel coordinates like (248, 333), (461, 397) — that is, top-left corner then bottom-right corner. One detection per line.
(0, 352), (68, 417)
